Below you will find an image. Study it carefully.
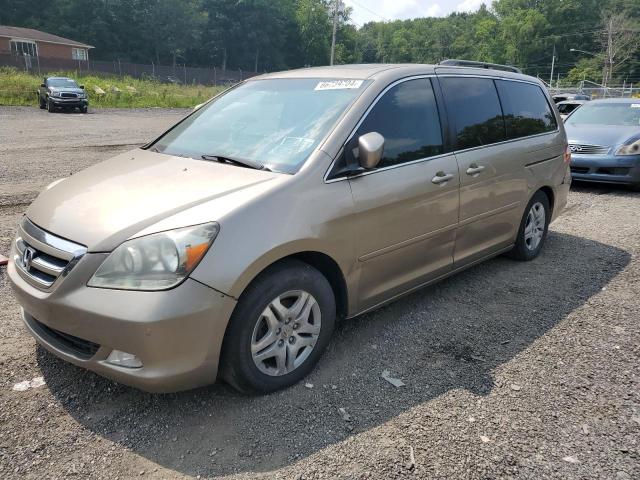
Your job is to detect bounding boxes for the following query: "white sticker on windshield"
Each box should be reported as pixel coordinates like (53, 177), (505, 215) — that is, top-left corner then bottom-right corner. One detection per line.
(315, 80), (363, 91)
(630, 104), (640, 108)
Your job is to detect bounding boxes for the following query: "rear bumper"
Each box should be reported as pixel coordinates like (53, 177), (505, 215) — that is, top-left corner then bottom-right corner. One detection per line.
(8, 252), (237, 393)
(570, 154), (640, 185)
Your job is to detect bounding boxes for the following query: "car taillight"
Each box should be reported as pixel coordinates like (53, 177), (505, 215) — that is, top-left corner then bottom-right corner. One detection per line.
(563, 144), (571, 164)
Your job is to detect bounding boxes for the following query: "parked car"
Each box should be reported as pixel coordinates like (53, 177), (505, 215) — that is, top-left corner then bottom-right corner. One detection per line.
(557, 99), (588, 121)
(9, 64), (570, 394)
(552, 92), (590, 104)
(564, 98), (640, 189)
(38, 76), (88, 113)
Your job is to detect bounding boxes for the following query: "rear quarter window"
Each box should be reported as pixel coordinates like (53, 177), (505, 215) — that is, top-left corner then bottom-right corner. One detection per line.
(440, 77), (506, 150)
(495, 80), (558, 139)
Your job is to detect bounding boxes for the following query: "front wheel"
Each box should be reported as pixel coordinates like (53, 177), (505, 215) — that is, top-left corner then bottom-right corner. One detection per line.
(507, 190), (551, 261)
(220, 260), (336, 394)
(46, 99), (55, 113)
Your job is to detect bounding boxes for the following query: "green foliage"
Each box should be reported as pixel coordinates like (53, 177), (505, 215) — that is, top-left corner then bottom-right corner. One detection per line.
(0, 0), (638, 85)
(0, 67), (224, 108)
(566, 58), (603, 84)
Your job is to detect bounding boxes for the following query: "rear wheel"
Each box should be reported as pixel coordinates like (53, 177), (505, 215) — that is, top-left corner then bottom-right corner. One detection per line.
(39, 96), (46, 109)
(507, 190), (551, 261)
(220, 260), (335, 394)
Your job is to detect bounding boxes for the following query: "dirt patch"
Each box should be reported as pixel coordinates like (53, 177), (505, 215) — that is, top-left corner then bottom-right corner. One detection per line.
(0, 107), (638, 479)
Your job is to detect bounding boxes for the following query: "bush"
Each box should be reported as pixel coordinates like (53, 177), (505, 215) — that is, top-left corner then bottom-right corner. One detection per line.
(0, 67), (225, 108)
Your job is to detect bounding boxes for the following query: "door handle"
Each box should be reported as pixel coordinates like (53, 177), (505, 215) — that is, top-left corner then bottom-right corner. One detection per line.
(431, 172), (454, 184)
(466, 164), (485, 176)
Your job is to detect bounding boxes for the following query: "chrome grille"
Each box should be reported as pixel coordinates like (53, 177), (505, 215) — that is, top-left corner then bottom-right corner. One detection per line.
(568, 143), (610, 155)
(13, 218), (87, 291)
(60, 92), (78, 98)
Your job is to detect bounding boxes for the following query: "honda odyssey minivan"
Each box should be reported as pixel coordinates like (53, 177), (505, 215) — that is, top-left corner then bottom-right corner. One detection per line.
(8, 62), (571, 393)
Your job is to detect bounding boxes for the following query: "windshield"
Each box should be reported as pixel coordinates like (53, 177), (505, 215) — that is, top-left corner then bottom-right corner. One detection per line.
(150, 78), (370, 174)
(566, 102), (640, 126)
(48, 78), (79, 88)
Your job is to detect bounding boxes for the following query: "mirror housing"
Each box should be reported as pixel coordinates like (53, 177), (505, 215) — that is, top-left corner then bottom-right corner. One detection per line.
(357, 132), (385, 170)
(40, 83), (46, 88)
(80, 85), (85, 89)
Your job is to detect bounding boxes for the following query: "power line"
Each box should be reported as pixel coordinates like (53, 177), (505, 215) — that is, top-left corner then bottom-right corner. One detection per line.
(345, 0), (387, 22)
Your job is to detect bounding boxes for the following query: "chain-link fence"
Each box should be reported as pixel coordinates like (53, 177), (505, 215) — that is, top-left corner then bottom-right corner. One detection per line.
(0, 53), (258, 86)
(543, 79), (640, 99)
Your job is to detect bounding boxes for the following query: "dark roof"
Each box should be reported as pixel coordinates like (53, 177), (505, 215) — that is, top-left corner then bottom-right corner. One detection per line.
(0, 26), (93, 48)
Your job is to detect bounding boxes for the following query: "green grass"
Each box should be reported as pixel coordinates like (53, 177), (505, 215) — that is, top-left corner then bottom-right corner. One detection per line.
(0, 67), (226, 108)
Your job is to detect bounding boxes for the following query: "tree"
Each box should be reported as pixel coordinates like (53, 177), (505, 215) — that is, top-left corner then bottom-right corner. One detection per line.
(599, 12), (640, 85)
(296, 0), (332, 66)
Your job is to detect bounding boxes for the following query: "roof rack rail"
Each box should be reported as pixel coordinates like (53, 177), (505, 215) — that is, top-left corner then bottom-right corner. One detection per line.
(438, 59), (522, 74)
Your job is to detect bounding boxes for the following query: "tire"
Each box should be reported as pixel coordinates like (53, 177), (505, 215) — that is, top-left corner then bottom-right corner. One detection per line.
(39, 96), (46, 109)
(507, 190), (551, 261)
(220, 259), (336, 394)
(81, 106), (88, 114)
(46, 99), (55, 113)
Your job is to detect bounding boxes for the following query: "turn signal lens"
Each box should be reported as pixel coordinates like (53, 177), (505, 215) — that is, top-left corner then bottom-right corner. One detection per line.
(563, 144), (572, 164)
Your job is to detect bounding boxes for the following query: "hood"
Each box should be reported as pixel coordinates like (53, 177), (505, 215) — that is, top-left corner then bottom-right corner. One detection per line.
(565, 123), (640, 148)
(50, 87), (85, 94)
(26, 149), (282, 252)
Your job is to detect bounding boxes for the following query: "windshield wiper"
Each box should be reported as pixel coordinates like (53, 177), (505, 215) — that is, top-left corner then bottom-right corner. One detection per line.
(201, 154), (268, 171)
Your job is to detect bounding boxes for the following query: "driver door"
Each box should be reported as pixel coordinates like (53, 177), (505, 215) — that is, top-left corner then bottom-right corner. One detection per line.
(346, 78), (460, 311)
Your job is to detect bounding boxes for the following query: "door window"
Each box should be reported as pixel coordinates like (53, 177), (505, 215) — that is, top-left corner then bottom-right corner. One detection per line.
(495, 80), (558, 139)
(349, 78), (444, 169)
(440, 77), (506, 150)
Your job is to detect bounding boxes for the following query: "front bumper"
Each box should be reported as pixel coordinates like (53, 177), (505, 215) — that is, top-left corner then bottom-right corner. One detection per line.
(50, 97), (88, 108)
(8, 251), (237, 393)
(570, 154), (640, 186)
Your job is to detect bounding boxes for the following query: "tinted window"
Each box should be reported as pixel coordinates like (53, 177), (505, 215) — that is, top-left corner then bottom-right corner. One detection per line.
(558, 103), (580, 114)
(496, 80), (557, 139)
(441, 77), (506, 150)
(350, 78), (443, 168)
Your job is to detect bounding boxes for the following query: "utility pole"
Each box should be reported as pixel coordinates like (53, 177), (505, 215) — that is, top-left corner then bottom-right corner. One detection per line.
(603, 17), (613, 88)
(549, 43), (556, 88)
(330, 0), (341, 66)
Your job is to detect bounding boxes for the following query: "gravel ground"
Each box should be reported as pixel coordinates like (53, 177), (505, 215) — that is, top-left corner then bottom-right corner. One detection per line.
(0, 106), (638, 479)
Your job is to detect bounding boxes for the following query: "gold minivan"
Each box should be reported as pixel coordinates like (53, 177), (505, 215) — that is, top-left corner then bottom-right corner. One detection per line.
(8, 63), (571, 393)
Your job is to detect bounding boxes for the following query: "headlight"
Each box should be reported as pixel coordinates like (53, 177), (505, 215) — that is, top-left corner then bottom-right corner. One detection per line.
(616, 138), (640, 156)
(88, 222), (219, 290)
(50, 91), (60, 98)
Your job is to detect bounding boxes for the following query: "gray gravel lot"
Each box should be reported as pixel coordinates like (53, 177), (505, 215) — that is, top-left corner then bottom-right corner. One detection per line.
(0, 106), (638, 479)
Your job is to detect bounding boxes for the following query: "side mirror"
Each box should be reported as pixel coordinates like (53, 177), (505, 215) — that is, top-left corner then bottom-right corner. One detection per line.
(80, 85), (85, 89)
(40, 83), (46, 88)
(357, 132), (385, 170)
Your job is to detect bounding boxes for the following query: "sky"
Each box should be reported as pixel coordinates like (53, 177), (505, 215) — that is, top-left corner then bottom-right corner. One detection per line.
(343, 0), (492, 26)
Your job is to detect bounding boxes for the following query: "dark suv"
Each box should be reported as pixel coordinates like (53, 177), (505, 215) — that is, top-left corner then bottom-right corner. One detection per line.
(38, 77), (88, 113)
